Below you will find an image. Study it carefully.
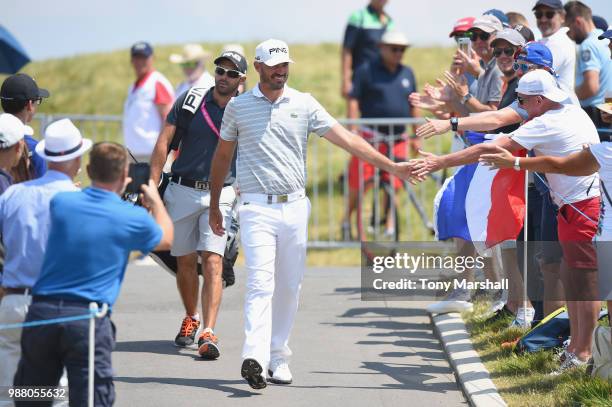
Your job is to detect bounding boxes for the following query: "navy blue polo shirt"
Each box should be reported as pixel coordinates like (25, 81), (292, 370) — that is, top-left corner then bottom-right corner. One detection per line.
(33, 187), (162, 307)
(343, 5), (395, 72)
(350, 58), (417, 135)
(167, 87), (236, 184)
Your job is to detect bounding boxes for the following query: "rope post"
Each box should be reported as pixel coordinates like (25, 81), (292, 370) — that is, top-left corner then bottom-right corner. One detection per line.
(523, 170), (529, 328)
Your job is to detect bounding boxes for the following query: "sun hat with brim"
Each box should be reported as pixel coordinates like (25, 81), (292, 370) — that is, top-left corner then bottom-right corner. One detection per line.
(597, 102), (612, 115)
(169, 44), (211, 64)
(36, 118), (92, 162)
(380, 31), (410, 47)
(516, 69), (567, 103)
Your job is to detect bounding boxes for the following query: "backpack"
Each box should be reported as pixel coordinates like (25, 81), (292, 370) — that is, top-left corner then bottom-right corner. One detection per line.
(591, 325), (612, 381)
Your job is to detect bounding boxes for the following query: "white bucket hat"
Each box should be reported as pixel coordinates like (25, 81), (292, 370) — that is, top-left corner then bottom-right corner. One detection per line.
(36, 119), (92, 162)
(169, 44), (211, 64)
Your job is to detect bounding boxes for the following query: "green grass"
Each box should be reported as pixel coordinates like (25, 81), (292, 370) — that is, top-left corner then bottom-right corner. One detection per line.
(464, 301), (612, 407)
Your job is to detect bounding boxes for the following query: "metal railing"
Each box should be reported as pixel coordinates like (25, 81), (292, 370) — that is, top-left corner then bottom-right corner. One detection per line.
(31, 114), (452, 248)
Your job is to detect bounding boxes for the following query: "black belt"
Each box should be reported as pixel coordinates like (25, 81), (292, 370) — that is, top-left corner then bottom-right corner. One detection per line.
(170, 176), (211, 191)
(32, 295), (104, 308)
(4, 287), (32, 295)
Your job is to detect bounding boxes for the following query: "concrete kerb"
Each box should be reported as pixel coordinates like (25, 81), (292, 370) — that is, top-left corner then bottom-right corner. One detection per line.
(431, 312), (507, 407)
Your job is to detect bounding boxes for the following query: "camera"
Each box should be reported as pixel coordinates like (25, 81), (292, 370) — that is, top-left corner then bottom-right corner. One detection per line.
(126, 162), (150, 194)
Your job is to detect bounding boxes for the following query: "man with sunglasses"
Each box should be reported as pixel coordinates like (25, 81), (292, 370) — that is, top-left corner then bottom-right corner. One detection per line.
(170, 44), (214, 98)
(532, 0), (576, 95)
(1, 74), (50, 180)
(564, 1), (612, 141)
(208, 39), (415, 389)
(150, 51), (246, 359)
(341, 30), (419, 240)
(413, 70), (602, 373)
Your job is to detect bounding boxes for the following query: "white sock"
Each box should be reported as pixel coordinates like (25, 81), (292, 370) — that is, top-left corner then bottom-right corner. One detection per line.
(190, 313), (200, 321)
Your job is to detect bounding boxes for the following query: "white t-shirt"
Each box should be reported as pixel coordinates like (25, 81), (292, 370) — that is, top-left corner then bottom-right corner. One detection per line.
(589, 142), (612, 239)
(510, 104), (600, 206)
(540, 27), (577, 93)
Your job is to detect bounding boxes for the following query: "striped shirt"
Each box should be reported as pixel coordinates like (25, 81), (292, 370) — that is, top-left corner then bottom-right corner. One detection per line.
(220, 84), (337, 194)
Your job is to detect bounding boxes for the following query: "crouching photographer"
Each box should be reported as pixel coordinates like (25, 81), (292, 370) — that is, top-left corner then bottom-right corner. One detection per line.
(149, 50), (247, 359)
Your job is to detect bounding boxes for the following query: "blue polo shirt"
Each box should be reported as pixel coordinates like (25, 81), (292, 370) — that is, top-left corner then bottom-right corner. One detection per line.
(24, 135), (47, 179)
(576, 29), (612, 108)
(350, 58), (417, 135)
(343, 5), (394, 72)
(33, 187), (162, 306)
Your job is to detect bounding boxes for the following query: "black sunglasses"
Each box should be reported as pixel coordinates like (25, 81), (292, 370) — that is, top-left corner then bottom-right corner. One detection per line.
(31, 98), (42, 105)
(492, 47), (515, 57)
(469, 31), (491, 42)
(534, 10), (556, 20)
(214, 66), (243, 79)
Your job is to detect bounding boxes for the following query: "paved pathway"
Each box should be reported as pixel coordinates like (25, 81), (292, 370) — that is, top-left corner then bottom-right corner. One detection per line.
(112, 265), (466, 406)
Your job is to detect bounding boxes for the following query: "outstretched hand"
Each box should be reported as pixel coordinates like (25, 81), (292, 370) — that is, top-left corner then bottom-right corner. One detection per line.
(410, 150), (443, 179)
(416, 117), (451, 139)
(478, 145), (515, 169)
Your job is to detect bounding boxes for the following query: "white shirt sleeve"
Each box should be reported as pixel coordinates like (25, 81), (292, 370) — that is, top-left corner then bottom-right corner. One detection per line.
(508, 118), (549, 150)
(220, 98), (238, 142)
(307, 94), (338, 137)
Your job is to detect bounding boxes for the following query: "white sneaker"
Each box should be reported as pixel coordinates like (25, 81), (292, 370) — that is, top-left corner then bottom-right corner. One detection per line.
(267, 359), (292, 384)
(510, 307), (535, 328)
(426, 288), (473, 314)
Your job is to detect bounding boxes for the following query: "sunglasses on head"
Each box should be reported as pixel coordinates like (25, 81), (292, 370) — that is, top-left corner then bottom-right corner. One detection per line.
(214, 65), (243, 79)
(513, 61), (538, 72)
(469, 31), (491, 42)
(493, 47), (515, 57)
(534, 10), (556, 20)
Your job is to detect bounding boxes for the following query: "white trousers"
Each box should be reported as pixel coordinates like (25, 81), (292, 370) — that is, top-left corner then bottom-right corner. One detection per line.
(238, 195), (310, 370)
(0, 294), (31, 405)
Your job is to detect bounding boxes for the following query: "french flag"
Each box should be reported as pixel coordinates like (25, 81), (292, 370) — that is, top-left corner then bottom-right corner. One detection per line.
(433, 132), (526, 248)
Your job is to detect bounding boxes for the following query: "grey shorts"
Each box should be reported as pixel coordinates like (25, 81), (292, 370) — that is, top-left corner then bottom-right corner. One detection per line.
(164, 182), (235, 257)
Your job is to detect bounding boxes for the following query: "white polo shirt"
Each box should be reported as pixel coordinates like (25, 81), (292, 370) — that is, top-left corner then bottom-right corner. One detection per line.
(220, 84), (337, 194)
(510, 104), (600, 206)
(540, 27), (577, 93)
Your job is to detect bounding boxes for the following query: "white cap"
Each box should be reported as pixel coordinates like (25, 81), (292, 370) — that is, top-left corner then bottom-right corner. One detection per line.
(380, 31), (410, 47)
(472, 15), (503, 33)
(169, 44), (210, 64)
(36, 119), (93, 162)
(516, 69), (568, 103)
(0, 113), (25, 149)
(255, 39), (294, 66)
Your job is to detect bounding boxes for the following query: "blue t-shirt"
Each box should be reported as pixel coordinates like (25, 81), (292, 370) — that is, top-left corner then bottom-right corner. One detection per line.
(33, 187), (162, 306)
(24, 135), (47, 179)
(350, 58), (417, 135)
(576, 29), (612, 107)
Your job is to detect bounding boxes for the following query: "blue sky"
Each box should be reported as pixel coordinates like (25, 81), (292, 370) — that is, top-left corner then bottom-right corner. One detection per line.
(4, 0), (611, 60)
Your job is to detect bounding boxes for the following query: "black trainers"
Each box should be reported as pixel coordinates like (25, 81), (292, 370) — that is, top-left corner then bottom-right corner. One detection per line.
(241, 358), (266, 389)
(174, 316), (200, 347)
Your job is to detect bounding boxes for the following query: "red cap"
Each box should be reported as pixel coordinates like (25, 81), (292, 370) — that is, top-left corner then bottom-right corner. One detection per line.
(449, 17), (475, 37)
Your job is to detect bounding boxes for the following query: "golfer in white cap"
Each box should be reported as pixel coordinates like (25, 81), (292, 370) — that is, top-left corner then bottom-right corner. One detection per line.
(208, 38), (415, 389)
(0, 118), (92, 394)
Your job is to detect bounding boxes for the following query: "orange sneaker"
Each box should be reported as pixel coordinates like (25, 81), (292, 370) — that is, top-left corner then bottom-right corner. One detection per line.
(198, 331), (220, 359)
(174, 316), (200, 347)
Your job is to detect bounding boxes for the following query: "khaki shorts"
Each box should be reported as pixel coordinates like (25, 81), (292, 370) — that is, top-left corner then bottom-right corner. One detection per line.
(164, 182), (235, 257)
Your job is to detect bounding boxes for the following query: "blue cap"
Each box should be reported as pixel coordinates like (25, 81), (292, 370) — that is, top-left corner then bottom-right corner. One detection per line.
(532, 0), (563, 10)
(599, 29), (612, 40)
(484, 9), (509, 27)
(516, 42), (554, 70)
(593, 15), (609, 32)
(130, 41), (153, 57)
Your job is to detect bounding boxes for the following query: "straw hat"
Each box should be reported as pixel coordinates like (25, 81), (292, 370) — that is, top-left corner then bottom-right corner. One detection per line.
(169, 44), (211, 64)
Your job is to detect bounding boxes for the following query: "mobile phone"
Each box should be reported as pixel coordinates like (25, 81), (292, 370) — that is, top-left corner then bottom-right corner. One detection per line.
(126, 163), (150, 194)
(457, 37), (471, 56)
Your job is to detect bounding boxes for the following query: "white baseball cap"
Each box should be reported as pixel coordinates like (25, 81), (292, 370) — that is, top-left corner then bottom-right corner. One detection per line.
(472, 15), (503, 34)
(0, 113), (25, 149)
(516, 69), (567, 103)
(255, 39), (294, 66)
(36, 118), (93, 162)
(380, 31), (410, 47)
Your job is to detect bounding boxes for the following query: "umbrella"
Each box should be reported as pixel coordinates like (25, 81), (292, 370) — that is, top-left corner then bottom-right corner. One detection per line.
(0, 25), (30, 74)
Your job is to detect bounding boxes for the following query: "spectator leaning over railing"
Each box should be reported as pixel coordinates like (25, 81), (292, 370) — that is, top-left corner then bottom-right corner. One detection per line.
(0, 119), (90, 404)
(413, 70), (602, 374)
(341, 30), (419, 240)
(13, 142), (173, 407)
(0, 74), (49, 179)
(123, 42), (175, 164)
(564, 1), (612, 141)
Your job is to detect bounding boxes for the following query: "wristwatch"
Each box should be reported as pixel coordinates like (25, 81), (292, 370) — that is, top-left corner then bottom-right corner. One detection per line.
(513, 157), (521, 171)
(461, 93), (473, 105)
(450, 117), (459, 132)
